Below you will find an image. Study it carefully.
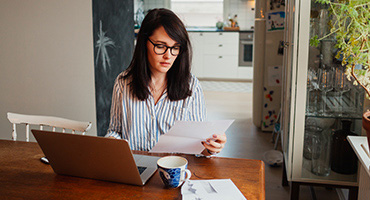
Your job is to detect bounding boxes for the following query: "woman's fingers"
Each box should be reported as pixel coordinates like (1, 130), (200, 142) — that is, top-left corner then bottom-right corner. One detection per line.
(201, 133), (227, 153)
(207, 138), (224, 148)
(201, 141), (222, 153)
(212, 133), (227, 144)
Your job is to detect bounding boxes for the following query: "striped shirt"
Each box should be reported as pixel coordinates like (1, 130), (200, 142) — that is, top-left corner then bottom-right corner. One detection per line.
(105, 72), (206, 151)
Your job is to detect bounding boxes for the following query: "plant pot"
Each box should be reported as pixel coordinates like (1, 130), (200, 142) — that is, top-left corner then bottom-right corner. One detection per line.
(362, 111), (370, 150)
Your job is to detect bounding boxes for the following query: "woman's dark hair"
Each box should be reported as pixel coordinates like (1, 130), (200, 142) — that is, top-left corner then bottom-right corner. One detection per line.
(124, 8), (192, 101)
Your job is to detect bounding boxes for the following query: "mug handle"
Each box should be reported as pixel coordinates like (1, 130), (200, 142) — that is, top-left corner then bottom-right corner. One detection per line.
(183, 169), (192, 182)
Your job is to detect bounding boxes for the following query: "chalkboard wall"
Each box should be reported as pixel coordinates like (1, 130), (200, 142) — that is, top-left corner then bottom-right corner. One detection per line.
(92, 0), (134, 136)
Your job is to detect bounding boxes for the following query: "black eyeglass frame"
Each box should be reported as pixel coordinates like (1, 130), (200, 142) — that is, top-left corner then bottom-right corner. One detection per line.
(148, 38), (181, 56)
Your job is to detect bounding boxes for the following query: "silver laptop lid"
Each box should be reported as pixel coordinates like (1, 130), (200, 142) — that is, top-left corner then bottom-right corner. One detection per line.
(31, 130), (157, 186)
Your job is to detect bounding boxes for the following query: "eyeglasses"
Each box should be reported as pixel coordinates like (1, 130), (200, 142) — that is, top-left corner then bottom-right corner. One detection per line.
(148, 38), (181, 56)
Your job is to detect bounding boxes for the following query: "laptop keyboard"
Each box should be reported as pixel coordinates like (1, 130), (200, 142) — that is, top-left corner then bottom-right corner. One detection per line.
(137, 166), (147, 174)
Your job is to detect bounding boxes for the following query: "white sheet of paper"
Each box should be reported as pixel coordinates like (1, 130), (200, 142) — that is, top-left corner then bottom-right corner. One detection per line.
(181, 179), (247, 200)
(149, 120), (234, 154)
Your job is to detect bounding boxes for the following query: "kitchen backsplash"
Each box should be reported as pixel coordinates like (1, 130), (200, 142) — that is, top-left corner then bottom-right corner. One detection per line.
(141, 0), (166, 12)
(227, 0), (255, 30)
(135, 0), (255, 30)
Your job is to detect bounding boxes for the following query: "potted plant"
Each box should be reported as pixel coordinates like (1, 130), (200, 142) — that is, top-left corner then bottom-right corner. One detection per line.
(309, 0), (370, 148)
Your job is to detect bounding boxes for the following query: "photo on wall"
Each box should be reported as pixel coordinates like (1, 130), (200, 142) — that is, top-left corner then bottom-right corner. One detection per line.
(92, 0), (134, 136)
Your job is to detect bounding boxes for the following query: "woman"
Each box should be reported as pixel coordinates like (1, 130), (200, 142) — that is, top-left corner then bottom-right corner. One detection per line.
(105, 8), (226, 156)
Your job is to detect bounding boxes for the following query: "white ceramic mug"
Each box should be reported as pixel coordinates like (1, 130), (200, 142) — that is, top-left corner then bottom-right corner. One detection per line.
(157, 156), (191, 188)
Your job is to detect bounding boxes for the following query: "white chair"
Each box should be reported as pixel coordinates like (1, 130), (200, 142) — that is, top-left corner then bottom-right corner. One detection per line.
(7, 112), (92, 142)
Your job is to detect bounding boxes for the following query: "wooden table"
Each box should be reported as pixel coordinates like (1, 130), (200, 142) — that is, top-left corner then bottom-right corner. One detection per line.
(0, 140), (265, 199)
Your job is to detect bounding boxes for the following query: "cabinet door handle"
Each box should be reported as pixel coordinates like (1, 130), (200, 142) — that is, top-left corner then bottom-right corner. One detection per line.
(200, 33), (203, 36)
(218, 44), (223, 47)
(219, 33), (223, 36)
(218, 56), (223, 59)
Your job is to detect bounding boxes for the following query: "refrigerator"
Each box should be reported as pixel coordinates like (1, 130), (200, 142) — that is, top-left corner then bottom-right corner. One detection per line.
(253, 0), (285, 131)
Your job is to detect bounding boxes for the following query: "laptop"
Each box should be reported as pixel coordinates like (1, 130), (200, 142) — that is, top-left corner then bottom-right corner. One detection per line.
(31, 130), (159, 186)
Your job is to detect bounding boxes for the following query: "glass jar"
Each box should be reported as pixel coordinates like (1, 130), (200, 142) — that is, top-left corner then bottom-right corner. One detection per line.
(303, 125), (323, 160)
(311, 128), (331, 176)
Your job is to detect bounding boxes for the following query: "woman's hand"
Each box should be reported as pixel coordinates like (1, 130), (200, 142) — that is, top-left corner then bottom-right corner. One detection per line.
(201, 133), (227, 155)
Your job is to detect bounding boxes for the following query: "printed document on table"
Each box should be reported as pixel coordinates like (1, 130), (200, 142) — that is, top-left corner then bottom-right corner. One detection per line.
(181, 179), (247, 200)
(149, 120), (234, 154)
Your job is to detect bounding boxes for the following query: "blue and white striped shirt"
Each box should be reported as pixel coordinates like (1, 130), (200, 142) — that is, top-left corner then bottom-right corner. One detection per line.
(105, 72), (206, 151)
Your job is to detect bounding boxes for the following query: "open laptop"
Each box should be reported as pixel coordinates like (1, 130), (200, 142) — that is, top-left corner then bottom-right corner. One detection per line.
(31, 130), (159, 186)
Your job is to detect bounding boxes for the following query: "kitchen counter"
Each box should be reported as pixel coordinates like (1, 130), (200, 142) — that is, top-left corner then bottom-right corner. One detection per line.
(186, 27), (253, 32)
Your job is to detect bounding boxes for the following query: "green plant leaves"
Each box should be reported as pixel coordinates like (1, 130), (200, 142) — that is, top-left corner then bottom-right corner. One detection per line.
(310, 0), (370, 98)
(310, 35), (320, 47)
(315, 0), (330, 5)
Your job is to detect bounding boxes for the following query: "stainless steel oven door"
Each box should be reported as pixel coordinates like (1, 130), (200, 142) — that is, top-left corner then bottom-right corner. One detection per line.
(239, 40), (253, 66)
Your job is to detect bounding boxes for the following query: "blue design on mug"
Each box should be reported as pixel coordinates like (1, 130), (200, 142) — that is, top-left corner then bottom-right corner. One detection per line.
(157, 156), (191, 188)
(158, 167), (182, 188)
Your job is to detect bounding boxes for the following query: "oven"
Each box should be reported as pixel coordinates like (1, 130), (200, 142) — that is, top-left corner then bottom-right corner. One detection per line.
(239, 32), (254, 67)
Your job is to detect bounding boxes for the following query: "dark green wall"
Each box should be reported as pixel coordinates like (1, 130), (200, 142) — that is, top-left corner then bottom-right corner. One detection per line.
(92, 0), (134, 136)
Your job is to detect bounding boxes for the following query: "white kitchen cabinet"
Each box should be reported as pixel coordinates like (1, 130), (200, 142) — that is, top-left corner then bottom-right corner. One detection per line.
(203, 55), (238, 79)
(203, 32), (238, 44)
(281, 0), (363, 199)
(237, 67), (253, 80)
(188, 32), (239, 79)
(205, 42), (237, 55)
(188, 32), (204, 78)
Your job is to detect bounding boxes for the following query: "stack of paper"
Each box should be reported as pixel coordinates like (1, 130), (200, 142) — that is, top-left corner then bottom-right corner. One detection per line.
(181, 179), (247, 200)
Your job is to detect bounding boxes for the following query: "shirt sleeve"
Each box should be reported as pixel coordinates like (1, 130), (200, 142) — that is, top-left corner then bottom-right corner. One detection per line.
(105, 76), (124, 139)
(188, 76), (206, 121)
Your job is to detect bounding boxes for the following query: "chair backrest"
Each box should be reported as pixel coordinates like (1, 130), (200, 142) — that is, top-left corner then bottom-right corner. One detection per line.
(7, 112), (92, 142)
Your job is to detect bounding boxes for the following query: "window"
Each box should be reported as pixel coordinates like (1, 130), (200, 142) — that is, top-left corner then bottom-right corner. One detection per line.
(171, 0), (223, 27)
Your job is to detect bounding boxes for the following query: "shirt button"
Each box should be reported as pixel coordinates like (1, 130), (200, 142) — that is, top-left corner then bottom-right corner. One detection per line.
(151, 138), (156, 142)
(151, 115), (155, 119)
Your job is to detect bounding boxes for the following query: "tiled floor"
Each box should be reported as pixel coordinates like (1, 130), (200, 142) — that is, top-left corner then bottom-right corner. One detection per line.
(200, 80), (253, 93)
(202, 81), (341, 200)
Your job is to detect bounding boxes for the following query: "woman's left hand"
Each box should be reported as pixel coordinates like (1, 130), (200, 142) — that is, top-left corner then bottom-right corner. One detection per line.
(201, 133), (227, 155)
